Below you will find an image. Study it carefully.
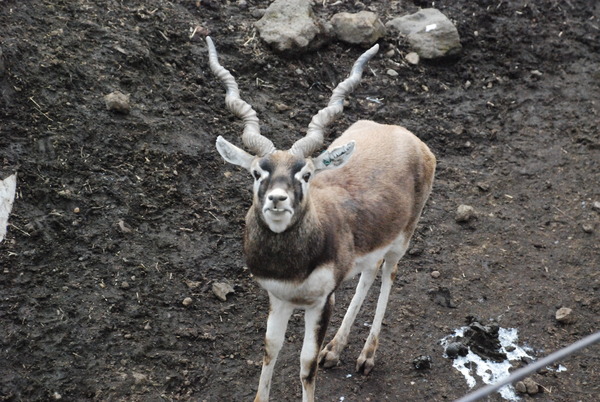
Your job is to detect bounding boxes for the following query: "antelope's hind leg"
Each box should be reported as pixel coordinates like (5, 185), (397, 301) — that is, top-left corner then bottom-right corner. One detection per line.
(318, 259), (381, 369)
(356, 237), (408, 375)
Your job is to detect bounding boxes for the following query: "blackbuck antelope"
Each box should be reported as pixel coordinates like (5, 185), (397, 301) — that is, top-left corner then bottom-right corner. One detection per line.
(207, 36), (436, 402)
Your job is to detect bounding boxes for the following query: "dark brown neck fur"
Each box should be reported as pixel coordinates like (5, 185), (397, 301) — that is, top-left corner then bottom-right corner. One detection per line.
(244, 202), (338, 282)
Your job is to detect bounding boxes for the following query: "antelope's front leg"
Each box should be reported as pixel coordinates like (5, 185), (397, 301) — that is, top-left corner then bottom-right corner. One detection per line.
(255, 293), (294, 402)
(300, 292), (335, 402)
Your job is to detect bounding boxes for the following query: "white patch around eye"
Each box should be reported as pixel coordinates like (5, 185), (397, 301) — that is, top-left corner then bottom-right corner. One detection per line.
(294, 164), (314, 186)
(251, 165), (269, 192)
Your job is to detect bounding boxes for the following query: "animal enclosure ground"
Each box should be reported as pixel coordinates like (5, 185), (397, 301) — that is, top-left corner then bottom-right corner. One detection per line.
(1, 1), (599, 401)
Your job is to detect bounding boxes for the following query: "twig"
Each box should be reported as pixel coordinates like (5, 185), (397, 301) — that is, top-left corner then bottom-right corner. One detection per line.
(9, 223), (31, 237)
(29, 97), (54, 121)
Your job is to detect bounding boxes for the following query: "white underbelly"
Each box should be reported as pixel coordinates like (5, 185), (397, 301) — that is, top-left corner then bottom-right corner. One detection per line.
(257, 265), (337, 308)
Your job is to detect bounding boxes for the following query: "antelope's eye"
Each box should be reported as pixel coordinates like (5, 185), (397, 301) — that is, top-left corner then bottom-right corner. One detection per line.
(302, 172), (311, 183)
(253, 170), (261, 180)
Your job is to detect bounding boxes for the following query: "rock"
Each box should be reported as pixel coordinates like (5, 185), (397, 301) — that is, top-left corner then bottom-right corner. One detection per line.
(386, 68), (398, 77)
(212, 281), (235, 301)
(104, 91), (131, 114)
(120, 281), (130, 290)
(476, 182), (490, 192)
(412, 355), (432, 370)
(455, 204), (476, 223)
(582, 223), (594, 233)
(516, 377), (539, 395)
(405, 51), (420, 65)
(592, 200), (600, 212)
(330, 11), (386, 47)
(251, 8), (266, 19)
(555, 307), (574, 324)
(430, 270), (440, 279)
(445, 342), (468, 359)
(274, 102), (291, 112)
(185, 280), (201, 289)
(132, 372), (148, 384)
(117, 219), (133, 233)
(462, 321), (507, 362)
(254, 0), (329, 53)
(386, 8), (462, 59)
(182, 297), (193, 307)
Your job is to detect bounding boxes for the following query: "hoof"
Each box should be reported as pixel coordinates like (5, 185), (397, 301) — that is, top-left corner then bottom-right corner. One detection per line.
(356, 355), (375, 375)
(318, 343), (341, 369)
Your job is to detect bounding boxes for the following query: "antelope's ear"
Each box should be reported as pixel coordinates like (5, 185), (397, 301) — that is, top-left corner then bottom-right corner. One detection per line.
(216, 136), (254, 171)
(313, 141), (356, 172)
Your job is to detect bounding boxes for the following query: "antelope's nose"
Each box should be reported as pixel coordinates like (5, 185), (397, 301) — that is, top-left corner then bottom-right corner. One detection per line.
(268, 194), (288, 204)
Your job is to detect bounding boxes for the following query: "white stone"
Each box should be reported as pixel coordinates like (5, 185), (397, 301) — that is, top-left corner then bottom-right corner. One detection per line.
(212, 282), (235, 301)
(405, 52), (420, 65)
(104, 91), (131, 114)
(555, 307), (574, 324)
(456, 204), (476, 223)
(331, 11), (386, 46)
(255, 0), (328, 52)
(386, 8), (462, 59)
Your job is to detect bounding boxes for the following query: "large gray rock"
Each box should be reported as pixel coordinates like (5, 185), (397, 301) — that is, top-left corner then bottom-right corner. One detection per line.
(254, 0), (329, 53)
(331, 11), (386, 47)
(386, 8), (461, 59)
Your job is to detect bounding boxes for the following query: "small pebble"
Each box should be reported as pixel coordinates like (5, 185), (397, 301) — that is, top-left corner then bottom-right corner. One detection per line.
(185, 280), (201, 289)
(555, 307), (574, 324)
(212, 281), (235, 301)
(182, 297), (193, 306)
(456, 204), (476, 223)
(582, 223), (594, 233)
(405, 52), (419, 65)
(445, 342), (468, 358)
(592, 201), (600, 212)
(515, 377), (539, 395)
(275, 102), (291, 112)
(104, 91), (131, 114)
(431, 270), (440, 279)
(73, 207), (80, 213)
(132, 372), (148, 384)
(386, 69), (399, 77)
(412, 355), (433, 370)
(476, 182), (490, 192)
(120, 281), (130, 289)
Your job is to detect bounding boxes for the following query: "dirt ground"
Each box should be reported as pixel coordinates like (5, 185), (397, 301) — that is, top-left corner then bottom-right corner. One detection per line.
(1, 1), (598, 401)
